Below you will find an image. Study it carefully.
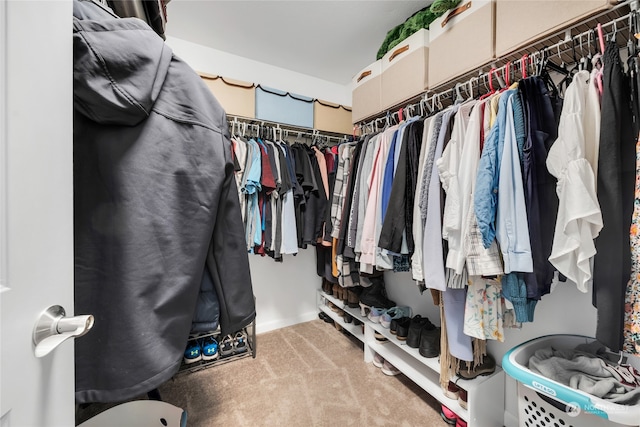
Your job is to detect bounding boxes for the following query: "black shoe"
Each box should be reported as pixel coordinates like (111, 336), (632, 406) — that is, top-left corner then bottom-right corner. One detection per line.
(457, 354), (496, 379)
(390, 316), (410, 335)
(395, 317), (412, 340)
(418, 326), (441, 358)
(318, 312), (334, 324)
(343, 312), (353, 324)
(406, 315), (435, 348)
(359, 278), (395, 310)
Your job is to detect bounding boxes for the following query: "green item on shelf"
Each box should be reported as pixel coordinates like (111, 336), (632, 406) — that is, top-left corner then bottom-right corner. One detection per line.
(375, 0), (461, 60)
(430, 0), (462, 17)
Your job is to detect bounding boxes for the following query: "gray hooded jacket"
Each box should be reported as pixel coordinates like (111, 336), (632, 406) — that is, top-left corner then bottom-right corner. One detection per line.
(73, 0), (255, 403)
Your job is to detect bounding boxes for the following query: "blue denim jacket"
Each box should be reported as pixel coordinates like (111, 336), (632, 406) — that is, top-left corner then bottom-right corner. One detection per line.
(474, 90), (516, 248)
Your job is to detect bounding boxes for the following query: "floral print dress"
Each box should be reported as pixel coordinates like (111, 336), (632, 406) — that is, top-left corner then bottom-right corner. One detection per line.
(624, 135), (640, 355)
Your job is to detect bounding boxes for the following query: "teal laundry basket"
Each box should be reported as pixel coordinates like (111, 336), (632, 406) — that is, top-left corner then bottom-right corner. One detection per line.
(502, 334), (640, 427)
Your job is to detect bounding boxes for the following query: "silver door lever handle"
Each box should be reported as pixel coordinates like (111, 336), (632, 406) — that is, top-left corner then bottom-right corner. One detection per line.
(33, 305), (94, 358)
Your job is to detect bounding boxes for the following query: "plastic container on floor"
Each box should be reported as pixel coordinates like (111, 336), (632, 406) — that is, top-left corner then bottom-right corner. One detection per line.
(502, 334), (640, 426)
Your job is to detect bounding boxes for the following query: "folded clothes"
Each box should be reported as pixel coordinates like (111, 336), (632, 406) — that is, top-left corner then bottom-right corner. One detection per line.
(529, 342), (640, 405)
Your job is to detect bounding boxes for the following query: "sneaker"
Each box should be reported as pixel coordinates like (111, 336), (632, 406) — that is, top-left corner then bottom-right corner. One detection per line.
(220, 334), (234, 357)
(458, 387), (468, 410)
(444, 381), (460, 400)
(440, 405), (458, 425)
(381, 360), (401, 376)
(183, 339), (202, 364)
(374, 331), (389, 343)
(201, 336), (220, 361)
(380, 306), (412, 329)
(373, 352), (384, 368)
(456, 417), (467, 427)
(368, 307), (387, 323)
(234, 331), (248, 353)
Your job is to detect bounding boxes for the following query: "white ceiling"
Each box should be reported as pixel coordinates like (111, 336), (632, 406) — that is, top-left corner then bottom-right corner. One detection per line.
(165, 1), (428, 85)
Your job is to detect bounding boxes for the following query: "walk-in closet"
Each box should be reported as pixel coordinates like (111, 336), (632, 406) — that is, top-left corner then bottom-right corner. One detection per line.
(3, 1), (640, 426)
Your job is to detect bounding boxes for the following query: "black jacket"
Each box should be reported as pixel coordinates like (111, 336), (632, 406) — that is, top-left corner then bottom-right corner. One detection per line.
(73, 0), (255, 403)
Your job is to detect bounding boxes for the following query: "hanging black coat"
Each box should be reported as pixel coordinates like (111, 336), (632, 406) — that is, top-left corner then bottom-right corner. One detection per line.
(73, 0), (255, 403)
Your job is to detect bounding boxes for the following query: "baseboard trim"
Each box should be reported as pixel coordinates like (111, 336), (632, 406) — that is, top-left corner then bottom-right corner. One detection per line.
(256, 311), (319, 335)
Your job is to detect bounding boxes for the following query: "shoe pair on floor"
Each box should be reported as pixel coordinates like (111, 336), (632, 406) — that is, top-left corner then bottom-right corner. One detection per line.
(372, 352), (401, 376)
(184, 331), (248, 364)
(183, 336), (219, 364)
(441, 404), (467, 427)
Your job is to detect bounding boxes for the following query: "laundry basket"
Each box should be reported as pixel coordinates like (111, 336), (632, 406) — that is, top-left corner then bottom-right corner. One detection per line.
(502, 335), (640, 427)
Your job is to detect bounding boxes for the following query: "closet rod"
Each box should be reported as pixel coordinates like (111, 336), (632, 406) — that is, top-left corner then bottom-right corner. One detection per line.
(226, 114), (350, 145)
(357, 2), (635, 133)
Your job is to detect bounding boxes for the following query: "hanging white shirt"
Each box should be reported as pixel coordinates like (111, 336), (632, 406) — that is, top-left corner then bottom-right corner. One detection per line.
(546, 70), (603, 292)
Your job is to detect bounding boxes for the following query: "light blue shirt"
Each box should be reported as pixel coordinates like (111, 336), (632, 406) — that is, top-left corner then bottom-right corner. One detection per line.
(474, 90), (516, 249)
(497, 96), (533, 273)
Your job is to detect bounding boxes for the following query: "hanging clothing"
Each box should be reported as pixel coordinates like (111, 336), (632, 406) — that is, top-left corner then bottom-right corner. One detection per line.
(73, 5), (255, 403)
(355, 134), (380, 257)
(423, 108), (458, 291)
(380, 118), (424, 255)
(625, 134), (640, 355)
(546, 70), (602, 292)
(519, 77), (559, 302)
(475, 90), (515, 250)
(594, 40), (636, 352)
(411, 117), (434, 284)
(462, 99), (503, 278)
(464, 276), (504, 342)
(442, 288), (473, 362)
(346, 134), (376, 257)
(360, 126), (397, 272)
(438, 100), (477, 278)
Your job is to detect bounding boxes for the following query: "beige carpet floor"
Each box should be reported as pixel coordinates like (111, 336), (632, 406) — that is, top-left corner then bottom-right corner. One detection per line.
(157, 319), (450, 427)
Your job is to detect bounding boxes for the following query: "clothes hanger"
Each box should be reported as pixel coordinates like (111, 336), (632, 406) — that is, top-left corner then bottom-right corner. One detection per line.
(480, 68), (498, 100)
(454, 83), (465, 104)
(555, 43), (577, 95)
(520, 54), (530, 79)
(500, 61), (512, 91)
(534, 47), (561, 99)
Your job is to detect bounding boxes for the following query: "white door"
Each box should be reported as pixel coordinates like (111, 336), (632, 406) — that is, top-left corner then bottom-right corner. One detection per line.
(0, 1), (76, 426)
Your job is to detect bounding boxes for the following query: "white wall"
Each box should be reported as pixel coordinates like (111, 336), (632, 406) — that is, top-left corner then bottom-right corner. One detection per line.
(248, 250), (320, 334)
(165, 36), (352, 107)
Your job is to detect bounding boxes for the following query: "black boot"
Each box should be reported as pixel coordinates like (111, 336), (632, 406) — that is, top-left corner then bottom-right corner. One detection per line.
(359, 276), (395, 314)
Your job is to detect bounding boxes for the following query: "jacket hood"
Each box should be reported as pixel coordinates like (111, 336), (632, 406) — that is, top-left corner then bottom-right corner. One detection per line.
(73, 16), (172, 126)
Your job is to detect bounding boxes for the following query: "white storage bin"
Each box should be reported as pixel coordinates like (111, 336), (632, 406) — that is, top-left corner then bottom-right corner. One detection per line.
(495, 0), (619, 57)
(351, 60), (383, 123)
(503, 334), (640, 426)
(428, 0), (495, 89)
(381, 28), (429, 110)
